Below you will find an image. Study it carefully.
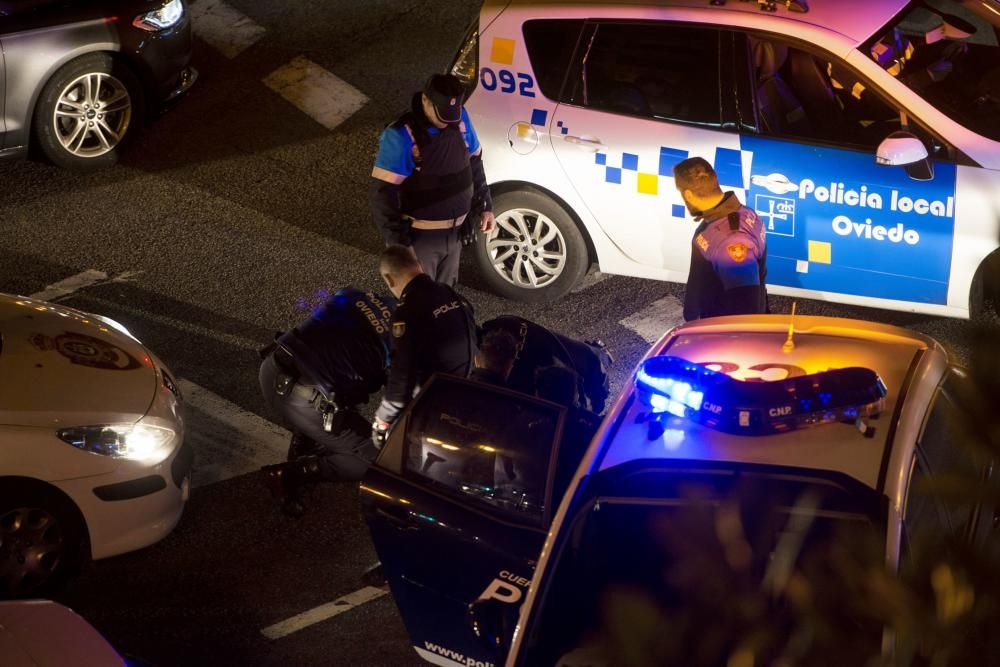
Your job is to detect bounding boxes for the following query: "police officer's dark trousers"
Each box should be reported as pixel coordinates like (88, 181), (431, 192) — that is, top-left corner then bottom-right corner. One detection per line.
(411, 227), (462, 287)
(258, 354), (377, 481)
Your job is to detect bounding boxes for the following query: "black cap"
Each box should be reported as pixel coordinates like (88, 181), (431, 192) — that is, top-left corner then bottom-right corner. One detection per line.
(423, 74), (465, 125)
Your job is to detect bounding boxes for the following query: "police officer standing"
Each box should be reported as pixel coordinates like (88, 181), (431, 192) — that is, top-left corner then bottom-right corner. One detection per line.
(673, 157), (768, 321)
(372, 245), (477, 442)
(258, 287), (394, 516)
(369, 74), (496, 287)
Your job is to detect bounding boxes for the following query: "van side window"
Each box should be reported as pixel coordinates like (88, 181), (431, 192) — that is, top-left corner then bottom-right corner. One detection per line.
(744, 36), (953, 159)
(568, 22), (722, 126)
(402, 377), (563, 523)
(523, 20), (584, 102)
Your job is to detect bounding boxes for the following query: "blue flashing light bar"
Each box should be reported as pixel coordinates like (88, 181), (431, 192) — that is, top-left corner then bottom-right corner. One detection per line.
(635, 356), (887, 437)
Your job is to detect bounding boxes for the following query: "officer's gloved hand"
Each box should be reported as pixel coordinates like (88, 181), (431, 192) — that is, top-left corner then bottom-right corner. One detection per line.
(371, 419), (390, 449)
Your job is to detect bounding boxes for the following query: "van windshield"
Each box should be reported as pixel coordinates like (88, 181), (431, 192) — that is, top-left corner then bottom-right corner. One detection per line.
(519, 465), (886, 666)
(868, 0), (1000, 142)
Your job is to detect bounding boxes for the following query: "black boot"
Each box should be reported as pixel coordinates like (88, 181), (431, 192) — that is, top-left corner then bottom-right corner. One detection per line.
(261, 456), (325, 517)
(286, 433), (321, 461)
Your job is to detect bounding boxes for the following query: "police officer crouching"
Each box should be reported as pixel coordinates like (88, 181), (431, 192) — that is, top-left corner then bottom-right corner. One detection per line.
(372, 245), (478, 444)
(258, 288), (394, 517)
(480, 315), (614, 414)
(369, 73), (496, 287)
(672, 157), (768, 321)
(470, 329), (518, 387)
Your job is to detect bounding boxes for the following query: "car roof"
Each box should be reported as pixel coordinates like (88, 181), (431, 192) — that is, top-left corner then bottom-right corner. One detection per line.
(595, 315), (943, 490)
(493, 0), (908, 45)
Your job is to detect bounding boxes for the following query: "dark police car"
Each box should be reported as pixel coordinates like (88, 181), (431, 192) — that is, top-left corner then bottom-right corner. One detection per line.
(361, 315), (995, 666)
(0, 0), (195, 169)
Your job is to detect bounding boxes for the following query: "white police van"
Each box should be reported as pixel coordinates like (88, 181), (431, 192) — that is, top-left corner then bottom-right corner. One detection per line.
(361, 315), (995, 666)
(449, 0), (1000, 318)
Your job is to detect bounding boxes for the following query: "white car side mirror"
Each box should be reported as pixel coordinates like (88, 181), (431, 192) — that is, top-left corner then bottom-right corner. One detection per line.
(876, 131), (933, 181)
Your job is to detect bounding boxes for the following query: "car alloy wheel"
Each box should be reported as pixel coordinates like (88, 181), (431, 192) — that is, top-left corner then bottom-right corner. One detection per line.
(53, 72), (132, 158)
(0, 505), (66, 597)
(486, 208), (568, 289)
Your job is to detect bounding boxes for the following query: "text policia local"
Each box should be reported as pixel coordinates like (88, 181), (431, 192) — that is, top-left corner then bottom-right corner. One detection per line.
(798, 179), (953, 246)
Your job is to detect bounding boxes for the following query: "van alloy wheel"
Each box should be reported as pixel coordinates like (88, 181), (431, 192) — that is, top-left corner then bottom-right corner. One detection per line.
(486, 208), (568, 289)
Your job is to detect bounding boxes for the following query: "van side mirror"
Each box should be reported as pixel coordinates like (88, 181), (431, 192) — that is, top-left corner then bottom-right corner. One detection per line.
(467, 597), (518, 652)
(876, 131), (933, 181)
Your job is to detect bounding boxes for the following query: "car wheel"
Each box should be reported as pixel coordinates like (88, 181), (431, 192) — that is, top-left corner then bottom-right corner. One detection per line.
(33, 53), (142, 170)
(474, 190), (589, 303)
(0, 485), (84, 598)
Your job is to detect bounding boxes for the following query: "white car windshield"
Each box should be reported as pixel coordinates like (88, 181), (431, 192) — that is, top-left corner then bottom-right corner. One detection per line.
(868, 0), (1000, 142)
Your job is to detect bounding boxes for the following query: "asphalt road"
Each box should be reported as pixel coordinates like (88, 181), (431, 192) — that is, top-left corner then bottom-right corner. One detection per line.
(0, 0), (994, 665)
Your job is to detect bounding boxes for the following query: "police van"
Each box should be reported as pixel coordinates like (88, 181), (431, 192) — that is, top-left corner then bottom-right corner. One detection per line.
(360, 315), (995, 666)
(447, 0), (1000, 318)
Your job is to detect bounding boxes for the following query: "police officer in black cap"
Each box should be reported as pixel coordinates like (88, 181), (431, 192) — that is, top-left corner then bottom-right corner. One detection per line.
(479, 315), (614, 414)
(672, 157), (768, 321)
(369, 73), (495, 287)
(258, 287), (394, 516)
(371, 244), (477, 442)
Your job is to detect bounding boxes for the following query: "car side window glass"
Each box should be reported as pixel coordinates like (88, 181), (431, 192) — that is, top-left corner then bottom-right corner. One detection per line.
(568, 22), (722, 126)
(916, 370), (988, 536)
(403, 377), (562, 523)
(522, 19), (584, 102)
(745, 36), (953, 159)
(902, 456), (951, 557)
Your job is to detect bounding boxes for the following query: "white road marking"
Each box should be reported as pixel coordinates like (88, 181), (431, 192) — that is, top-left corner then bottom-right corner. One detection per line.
(260, 586), (388, 640)
(177, 379), (290, 488)
(620, 295), (685, 344)
(188, 0), (266, 59)
(70, 294), (262, 352)
(29, 269), (109, 301)
(262, 57), (369, 131)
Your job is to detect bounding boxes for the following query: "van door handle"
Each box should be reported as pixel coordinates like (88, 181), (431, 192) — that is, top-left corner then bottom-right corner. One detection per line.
(563, 135), (605, 150)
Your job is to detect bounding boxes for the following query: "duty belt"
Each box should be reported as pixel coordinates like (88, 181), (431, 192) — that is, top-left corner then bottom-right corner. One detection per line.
(273, 344), (319, 401)
(407, 213), (467, 231)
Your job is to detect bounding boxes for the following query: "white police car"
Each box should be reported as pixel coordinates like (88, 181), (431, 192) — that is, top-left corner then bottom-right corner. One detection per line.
(1, 294), (190, 597)
(449, 0), (1000, 318)
(361, 314), (993, 666)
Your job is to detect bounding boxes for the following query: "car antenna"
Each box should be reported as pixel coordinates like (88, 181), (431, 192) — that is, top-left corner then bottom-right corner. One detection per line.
(782, 301), (797, 353)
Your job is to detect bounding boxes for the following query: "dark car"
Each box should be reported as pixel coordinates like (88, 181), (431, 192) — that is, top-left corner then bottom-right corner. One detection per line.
(0, 0), (195, 169)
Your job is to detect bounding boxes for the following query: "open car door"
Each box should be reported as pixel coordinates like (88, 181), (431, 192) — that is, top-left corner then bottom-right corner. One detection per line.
(361, 375), (567, 667)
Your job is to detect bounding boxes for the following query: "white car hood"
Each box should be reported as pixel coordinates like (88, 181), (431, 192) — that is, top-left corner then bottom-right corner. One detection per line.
(0, 294), (156, 427)
(0, 600), (125, 667)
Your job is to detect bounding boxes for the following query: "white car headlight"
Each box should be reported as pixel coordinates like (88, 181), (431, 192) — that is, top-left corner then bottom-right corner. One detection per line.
(133, 0), (184, 31)
(57, 422), (176, 462)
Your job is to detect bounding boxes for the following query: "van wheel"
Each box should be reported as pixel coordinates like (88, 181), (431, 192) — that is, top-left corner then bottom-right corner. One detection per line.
(474, 190), (589, 303)
(0, 483), (85, 598)
(33, 53), (141, 170)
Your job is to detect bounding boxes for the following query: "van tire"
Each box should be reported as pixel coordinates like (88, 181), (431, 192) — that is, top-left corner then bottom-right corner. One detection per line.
(474, 190), (589, 303)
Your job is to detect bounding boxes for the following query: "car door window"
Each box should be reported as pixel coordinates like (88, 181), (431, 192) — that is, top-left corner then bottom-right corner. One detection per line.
(566, 22), (722, 126)
(913, 370), (992, 537)
(403, 377), (564, 524)
(523, 19), (584, 102)
(743, 35), (953, 160)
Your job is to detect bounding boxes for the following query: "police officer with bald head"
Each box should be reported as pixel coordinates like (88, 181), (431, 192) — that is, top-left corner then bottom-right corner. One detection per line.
(673, 157), (768, 321)
(369, 73), (496, 287)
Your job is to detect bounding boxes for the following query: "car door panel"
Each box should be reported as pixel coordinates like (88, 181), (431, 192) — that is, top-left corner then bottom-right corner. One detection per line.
(550, 23), (736, 277)
(741, 134), (957, 305)
(362, 376), (566, 667)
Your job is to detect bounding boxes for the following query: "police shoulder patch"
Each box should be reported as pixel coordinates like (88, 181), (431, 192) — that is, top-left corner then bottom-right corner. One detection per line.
(392, 321), (406, 338)
(727, 243), (748, 263)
